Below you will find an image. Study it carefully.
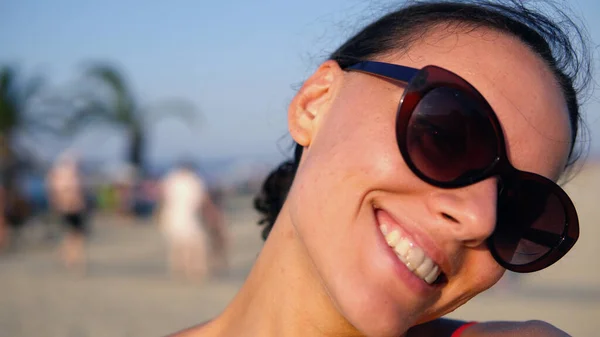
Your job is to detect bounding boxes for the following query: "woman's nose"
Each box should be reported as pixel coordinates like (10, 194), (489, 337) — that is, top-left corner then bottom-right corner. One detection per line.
(426, 178), (499, 247)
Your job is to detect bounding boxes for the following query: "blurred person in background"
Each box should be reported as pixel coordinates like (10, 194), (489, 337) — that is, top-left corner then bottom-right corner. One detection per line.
(0, 165), (32, 251)
(115, 163), (137, 218)
(159, 162), (227, 282)
(133, 173), (161, 219)
(0, 179), (6, 251)
(47, 151), (88, 271)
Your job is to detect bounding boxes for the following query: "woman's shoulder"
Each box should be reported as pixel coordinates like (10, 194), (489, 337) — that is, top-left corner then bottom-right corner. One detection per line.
(408, 318), (571, 337)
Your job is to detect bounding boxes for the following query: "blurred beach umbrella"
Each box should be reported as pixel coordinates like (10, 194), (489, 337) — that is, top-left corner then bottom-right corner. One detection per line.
(67, 63), (199, 176)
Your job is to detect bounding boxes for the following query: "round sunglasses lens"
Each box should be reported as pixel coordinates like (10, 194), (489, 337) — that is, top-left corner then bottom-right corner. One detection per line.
(492, 181), (566, 266)
(406, 87), (497, 183)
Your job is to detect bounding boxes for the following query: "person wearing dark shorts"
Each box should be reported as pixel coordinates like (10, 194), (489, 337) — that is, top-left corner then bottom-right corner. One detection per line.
(47, 152), (88, 271)
(63, 212), (86, 235)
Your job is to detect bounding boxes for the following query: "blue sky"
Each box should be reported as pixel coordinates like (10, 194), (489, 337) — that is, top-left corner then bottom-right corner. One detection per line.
(1, 0), (599, 165)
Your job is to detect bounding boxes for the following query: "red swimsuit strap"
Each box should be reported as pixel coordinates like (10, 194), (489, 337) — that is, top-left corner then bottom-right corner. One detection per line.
(450, 322), (478, 337)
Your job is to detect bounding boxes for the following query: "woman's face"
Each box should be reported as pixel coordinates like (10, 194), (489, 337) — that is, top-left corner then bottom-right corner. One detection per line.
(285, 27), (572, 336)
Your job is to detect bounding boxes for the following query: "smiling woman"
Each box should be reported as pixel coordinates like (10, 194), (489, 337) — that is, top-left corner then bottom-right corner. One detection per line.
(169, 1), (592, 336)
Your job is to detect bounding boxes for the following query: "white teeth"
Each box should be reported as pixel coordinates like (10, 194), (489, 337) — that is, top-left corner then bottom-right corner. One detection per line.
(385, 230), (401, 246)
(381, 227), (442, 285)
(415, 257), (434, 280)
(424, 265), (440, 284)
(380, 224), (389, 235)
(393, 237), (410, 257)
(406, 247), (425, 272)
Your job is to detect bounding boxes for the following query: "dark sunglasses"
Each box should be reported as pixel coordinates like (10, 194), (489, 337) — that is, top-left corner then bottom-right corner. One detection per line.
(346, 60), (579, 273)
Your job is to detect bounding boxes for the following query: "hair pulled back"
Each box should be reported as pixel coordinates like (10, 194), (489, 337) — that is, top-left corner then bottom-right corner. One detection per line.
(254, 0), (593, 240)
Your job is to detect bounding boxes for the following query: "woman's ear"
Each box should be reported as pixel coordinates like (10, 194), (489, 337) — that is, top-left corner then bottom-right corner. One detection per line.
(288, 60), (343, 147)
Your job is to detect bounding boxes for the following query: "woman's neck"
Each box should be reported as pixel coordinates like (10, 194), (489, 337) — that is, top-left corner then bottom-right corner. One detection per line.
(202, 208), (365, 337)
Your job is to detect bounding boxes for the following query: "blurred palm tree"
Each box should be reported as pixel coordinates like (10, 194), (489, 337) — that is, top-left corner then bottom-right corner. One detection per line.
(0, 65), (64, 241)
(68, 63), (199, 177)
(0, 65), (58, 187)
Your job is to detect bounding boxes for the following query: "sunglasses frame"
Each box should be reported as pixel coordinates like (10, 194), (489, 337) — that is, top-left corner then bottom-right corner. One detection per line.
(346, 60), (579, 273)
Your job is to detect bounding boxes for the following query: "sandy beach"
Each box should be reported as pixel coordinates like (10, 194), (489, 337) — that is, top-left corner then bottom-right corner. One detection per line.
(1, 164), (599, 337)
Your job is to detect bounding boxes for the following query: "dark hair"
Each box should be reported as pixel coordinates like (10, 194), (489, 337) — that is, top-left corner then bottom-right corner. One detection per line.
(254, 0), (593, 240)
